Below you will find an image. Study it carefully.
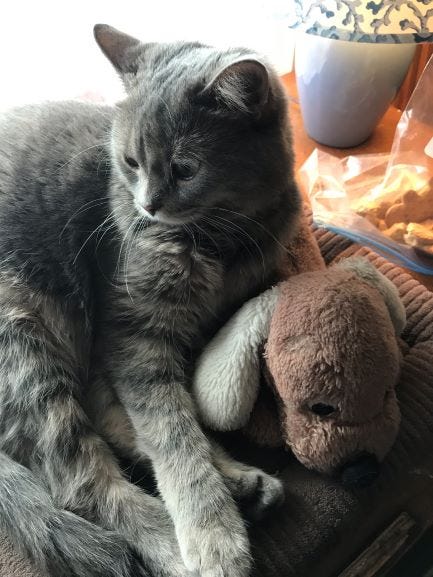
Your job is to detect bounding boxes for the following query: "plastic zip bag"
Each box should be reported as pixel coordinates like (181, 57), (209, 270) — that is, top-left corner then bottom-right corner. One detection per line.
(300, 54), (433, 275)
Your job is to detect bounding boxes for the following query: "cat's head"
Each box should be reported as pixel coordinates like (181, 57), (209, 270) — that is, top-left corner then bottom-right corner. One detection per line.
(94, 25), (298, 229)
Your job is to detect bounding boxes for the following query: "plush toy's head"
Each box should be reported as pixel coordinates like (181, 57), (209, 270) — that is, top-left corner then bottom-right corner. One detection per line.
(193, 258), (406, 487)
(267, 259), (404, 483)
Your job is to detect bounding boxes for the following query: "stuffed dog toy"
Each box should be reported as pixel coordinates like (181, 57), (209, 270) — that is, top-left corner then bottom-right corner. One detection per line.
(193, 222), (406, 487)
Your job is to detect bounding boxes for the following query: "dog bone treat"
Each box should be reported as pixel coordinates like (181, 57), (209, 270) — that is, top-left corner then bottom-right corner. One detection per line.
(384, 200), (408, 227)
(383, 222), (407, 243)
(404, 221), (433, 247)
(384, 182), (433, 227)
(355, 177), (433, 251)
(357, 199), (393, 221)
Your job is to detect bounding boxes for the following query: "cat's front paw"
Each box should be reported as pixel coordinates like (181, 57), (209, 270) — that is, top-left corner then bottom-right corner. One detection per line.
(177, 505), (251, 577)
(236, 469), (284, 520)
(222, 464), (285, 521)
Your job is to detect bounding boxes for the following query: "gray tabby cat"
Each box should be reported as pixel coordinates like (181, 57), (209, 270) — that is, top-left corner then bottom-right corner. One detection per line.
(0, 25), (300, 577)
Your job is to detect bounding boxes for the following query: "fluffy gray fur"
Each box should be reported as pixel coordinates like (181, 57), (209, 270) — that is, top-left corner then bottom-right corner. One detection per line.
(0, 24), (300, 577)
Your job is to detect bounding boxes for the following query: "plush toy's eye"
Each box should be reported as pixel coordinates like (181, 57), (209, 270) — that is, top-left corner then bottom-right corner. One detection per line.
(311, 403), (336, 416)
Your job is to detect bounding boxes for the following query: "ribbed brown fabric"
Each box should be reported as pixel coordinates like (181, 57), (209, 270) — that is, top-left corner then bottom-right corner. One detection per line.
(2, 227), (433, 577)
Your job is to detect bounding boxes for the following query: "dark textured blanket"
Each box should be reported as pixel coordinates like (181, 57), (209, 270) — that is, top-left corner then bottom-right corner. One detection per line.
(2, 226), (433, 577)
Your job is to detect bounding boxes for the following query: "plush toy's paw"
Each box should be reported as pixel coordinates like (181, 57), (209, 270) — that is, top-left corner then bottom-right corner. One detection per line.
(223, 464), (284, 521)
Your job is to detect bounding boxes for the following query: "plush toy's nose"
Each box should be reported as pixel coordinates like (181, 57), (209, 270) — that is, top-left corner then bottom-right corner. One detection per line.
(340, 454), (380, 488)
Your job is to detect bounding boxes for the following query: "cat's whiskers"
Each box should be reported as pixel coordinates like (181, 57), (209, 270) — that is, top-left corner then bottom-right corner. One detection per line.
(115, 212), (147, 301)
(207, 206), (290, 254)
(95, 202), (134, 250)
(95, 211), (117, 252)
(72, 214), (117, 265)
(59, 197), (111, 241)
(189, 221), (223, 259)
(183, 223), (199, 256)
(202, 213), (267, 282)
(114, 212), (139, 280)
(94, 212), (134, 289)
(201, 214), (258, 278)
(198, 216), (233, 258)
(124, 217), (146, 303)
(54, 140), (111, 174)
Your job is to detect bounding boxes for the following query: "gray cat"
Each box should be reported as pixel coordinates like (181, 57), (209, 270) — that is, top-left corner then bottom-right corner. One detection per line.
(0, 24), (300, 577)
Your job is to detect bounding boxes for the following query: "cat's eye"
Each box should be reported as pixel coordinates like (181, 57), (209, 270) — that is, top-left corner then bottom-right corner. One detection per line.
(171, 161), (198, 181)
(310, 403), (336, 417)
(124, 155), (139, 169)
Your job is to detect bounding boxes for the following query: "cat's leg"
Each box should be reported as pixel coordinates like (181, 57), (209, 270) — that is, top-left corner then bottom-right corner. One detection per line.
(84, 375), (143, 461)
(0, 450), (143, 577)
(108, 339), (251, 577)
(211, 442), (284, 520)
(87, 381), (284, 521)
(0, 283), (187, 577)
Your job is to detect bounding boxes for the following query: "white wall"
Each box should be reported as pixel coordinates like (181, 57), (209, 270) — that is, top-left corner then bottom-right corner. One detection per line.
(0, 0), (294, 109)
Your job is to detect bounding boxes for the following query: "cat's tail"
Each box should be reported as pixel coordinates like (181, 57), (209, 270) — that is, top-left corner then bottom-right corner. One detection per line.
(0, 450), (146, 577)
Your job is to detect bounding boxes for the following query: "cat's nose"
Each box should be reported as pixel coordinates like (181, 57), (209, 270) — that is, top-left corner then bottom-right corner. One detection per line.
(144, 204), (156, 217)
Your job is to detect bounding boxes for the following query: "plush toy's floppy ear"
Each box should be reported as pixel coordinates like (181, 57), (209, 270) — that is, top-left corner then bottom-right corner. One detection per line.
(337, 257), (406, 335)
(192, 287), (280, 431)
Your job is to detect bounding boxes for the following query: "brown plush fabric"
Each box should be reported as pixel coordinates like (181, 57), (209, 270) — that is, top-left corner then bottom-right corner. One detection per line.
(280, 206), (326, 276)
(244, 214), (328, 448)
(267, 265), (401, 474)
(0, 534), (41, 577)
(2, 224), (433, 577)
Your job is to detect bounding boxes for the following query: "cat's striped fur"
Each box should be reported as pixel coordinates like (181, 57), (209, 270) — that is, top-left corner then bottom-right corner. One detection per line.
(0, 25), (300, 577)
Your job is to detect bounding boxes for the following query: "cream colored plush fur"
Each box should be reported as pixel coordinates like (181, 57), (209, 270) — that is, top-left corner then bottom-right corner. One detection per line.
(193, 286), (280, 430)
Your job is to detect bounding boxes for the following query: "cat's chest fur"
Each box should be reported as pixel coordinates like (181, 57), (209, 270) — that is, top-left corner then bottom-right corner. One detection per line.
(102, 224), (231, 348)
(97, 221), (270, 360)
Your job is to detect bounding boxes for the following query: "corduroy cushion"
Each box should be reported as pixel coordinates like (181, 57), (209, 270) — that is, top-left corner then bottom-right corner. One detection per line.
(2, 228), (433, 577)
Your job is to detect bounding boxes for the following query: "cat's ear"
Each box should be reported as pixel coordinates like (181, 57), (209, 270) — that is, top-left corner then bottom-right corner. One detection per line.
(94, 24), (142, 88)
(203, 59), (270, 117)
